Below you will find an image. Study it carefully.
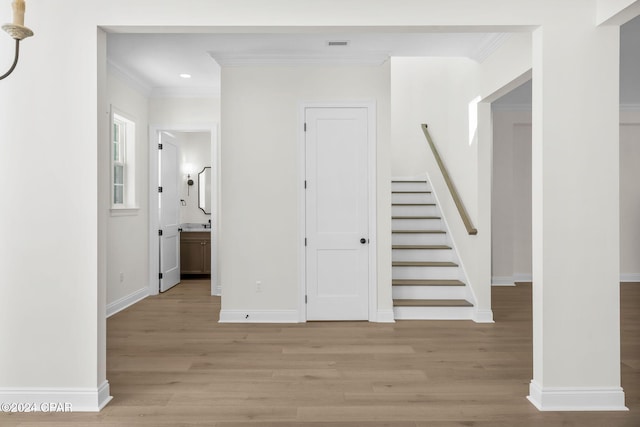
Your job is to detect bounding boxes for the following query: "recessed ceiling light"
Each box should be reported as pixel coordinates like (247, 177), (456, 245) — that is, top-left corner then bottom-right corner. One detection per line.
(180, 73), (192, 79)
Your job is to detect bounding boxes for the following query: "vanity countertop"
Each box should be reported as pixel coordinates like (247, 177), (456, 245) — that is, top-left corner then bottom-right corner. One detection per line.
(180, 223), (211, 232)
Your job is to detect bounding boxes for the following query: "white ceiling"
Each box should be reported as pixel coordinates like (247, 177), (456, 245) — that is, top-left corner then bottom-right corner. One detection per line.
(107, 15), (640, 104)
(106, 32), (507, 97)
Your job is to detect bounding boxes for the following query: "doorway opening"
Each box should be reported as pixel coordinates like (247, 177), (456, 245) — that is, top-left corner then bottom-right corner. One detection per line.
(150, 126), (219, 297)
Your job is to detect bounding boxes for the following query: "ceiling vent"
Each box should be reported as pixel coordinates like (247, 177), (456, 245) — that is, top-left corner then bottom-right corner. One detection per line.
(327, 40), (349, 47)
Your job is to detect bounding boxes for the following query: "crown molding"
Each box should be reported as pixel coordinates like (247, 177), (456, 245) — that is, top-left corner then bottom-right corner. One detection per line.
(210, 51), (389, 67)
(107, 60), (219, 99)
(470, 33), (511, 63)
(107, 60), (152, 97)
(150, 86), (220, 99)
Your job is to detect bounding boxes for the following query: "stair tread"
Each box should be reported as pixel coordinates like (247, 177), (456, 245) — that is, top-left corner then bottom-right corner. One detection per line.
(393, 279), (465, 286)
(392, 216), (441, 220)
(393, 299), (473, 307)
(392, 191), (432, 194)
(392, 230), (446, 234)
(392, 245), (451, 250)
(392, 261), (458, 267)
(392, 203), (436, 206)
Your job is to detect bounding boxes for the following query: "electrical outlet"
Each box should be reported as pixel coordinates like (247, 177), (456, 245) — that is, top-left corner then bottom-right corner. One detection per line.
(256, 280), (262, 293)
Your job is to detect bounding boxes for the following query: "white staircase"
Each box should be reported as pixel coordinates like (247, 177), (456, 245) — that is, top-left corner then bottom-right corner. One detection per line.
(392, 179), (474, 320)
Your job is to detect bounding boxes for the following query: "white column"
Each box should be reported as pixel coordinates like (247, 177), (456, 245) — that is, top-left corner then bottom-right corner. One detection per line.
(529, 22), (626, 411)
(474, 102), (494, 323)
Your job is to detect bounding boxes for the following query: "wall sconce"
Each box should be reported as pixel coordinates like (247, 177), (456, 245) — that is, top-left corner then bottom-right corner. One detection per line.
(183, 163), (195, 196)
(1, 1), (33, 80)
(187, 174), (194, 195)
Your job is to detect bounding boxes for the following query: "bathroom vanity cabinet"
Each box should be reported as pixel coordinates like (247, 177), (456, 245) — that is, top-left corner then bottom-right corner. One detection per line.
(180, 231), (211, 276)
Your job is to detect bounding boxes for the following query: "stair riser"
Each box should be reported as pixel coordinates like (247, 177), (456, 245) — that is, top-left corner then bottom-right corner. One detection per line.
(392, 205), (440, 217)
(393, 285), (468, 300)
(392, 193), (435, 204)
(392, 182), (430, 192)
(392, 266), (459, 280)
(392, 218), (442, 230)
(392, 249), (453, 262)
(392, 233), (448, 246)
(393, 306), (474, 320)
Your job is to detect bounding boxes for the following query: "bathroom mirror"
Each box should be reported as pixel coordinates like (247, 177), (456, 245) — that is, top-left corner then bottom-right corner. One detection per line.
(198, 167), (211, 214)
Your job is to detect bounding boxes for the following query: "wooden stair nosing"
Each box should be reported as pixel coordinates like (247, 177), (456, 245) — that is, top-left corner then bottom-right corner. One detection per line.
(392, 261), (458, 267)
(393, 299), (473, 308)
(392, 245), (451, 250)
(392, 230), (446, 234)
(392, 279), (465, 286)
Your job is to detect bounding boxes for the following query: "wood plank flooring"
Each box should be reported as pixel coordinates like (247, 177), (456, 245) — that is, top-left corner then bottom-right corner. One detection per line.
(2, 281), (639, 426)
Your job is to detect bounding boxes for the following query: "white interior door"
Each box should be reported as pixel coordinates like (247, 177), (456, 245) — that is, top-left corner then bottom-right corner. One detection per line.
(305, 107), (369, 320)
(159, 132), (181, 292)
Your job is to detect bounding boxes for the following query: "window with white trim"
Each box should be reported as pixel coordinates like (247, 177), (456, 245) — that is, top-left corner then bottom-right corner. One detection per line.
(111, 108), (137, 210)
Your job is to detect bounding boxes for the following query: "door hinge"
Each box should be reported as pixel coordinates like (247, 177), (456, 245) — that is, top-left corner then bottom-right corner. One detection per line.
(159, 273), (163, 279)
(304, 180), (307, 189)
(304, 123), (307, 132)
(158, 143), (163, 150)
(304, 238), (307, 246)
(158, 229), (163, 236)
(158, 186), (163, 193)
(305, 295), (307, 304)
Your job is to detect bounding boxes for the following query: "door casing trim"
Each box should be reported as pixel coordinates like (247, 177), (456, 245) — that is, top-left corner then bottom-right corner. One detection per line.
(297, 101), (378, 322)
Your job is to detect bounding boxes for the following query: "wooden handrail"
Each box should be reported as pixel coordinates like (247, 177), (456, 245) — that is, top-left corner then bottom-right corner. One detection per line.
(421, 124), (478, 236)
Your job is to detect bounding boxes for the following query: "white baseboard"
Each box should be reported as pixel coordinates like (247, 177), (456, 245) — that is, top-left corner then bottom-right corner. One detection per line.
(106, 288), (149, 318)
(0, 381), (112, 412)
(527, 380), (627, 411)
(514, 273), (532, 282)
(219, 309), (300, 323)
(494, 274), (640, 285)
(473, 309), (494, 323)
(212, 282), (222, 296)
(375, 309), (396, 323)
(492, 276), (516, 286)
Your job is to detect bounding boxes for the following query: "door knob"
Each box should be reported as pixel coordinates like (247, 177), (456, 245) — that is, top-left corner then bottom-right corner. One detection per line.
(360, 238), (368, 244)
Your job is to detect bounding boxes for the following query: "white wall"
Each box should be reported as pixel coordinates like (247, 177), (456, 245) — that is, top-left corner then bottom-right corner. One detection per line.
(105, 70), (150, 313)
(149, 97), (220, 127)
(220, 64), (391, 315)
(479, 33), (532, 101)
(491, 110), (532, 284)
(177, 132), (212, 225)
(391, 57), (479, 202)
(621, 16), (640, 106)
(620, 112), (640, 280)
(492, 109), (640, 283)
(0, 0), (631, 413)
